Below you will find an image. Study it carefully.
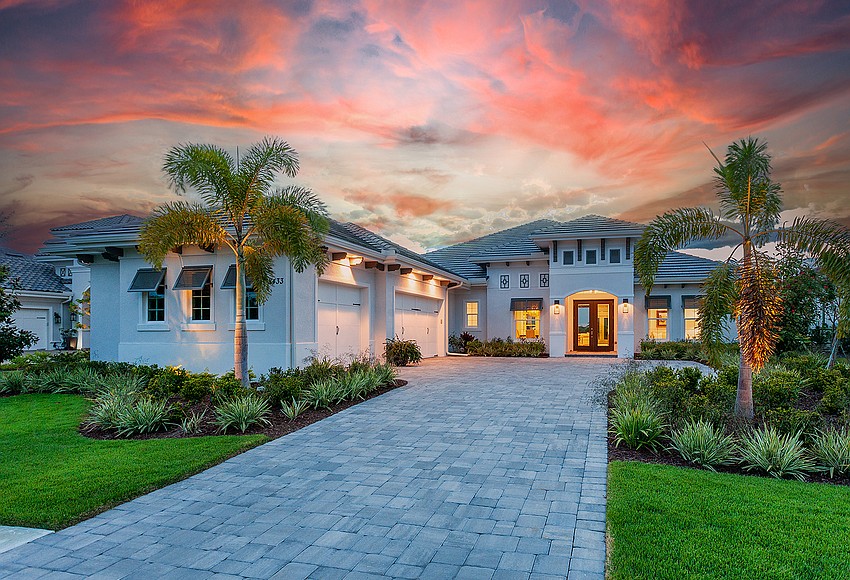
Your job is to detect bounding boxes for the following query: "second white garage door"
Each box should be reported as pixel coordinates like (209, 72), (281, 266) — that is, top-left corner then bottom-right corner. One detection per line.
(13, 308), (49, 350)
(394, 293), (441, 358)
(317, 283), (364, 360)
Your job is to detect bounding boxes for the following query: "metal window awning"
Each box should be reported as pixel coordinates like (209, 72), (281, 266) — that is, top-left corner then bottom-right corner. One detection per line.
(510, 298), (544, 311)
(646, 296), (671, 310)
(173, 266), (212, 290)
(220, 264), (254, 290)
(127, 268), (166, 292)
(682, 295), (701, 309)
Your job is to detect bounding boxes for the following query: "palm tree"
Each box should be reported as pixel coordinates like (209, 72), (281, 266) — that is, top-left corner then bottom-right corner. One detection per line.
(139, 137), (330, 387)
(635, 137), (850, 419)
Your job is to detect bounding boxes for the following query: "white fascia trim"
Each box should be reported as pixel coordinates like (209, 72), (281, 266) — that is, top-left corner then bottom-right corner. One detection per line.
(12, 290), (73, 300)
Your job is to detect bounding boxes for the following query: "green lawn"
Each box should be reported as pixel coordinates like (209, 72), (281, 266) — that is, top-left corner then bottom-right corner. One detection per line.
(607, 461), (850, 579)
(0, 394), (267, 529)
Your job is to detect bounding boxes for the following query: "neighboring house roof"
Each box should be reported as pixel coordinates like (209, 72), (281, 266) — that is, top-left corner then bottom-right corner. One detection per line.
(424, 219), (559, 278)
(0, 247), (70, 294)
(51, 214), (145, 232)
(647, 251), (721, 283)
(529, 214), (646, 240)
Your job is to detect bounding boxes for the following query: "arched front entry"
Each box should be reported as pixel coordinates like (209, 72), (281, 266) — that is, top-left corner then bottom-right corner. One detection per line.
(566, 290), (617, 355)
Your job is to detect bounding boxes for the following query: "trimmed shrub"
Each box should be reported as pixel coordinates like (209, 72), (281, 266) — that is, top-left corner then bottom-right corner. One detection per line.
(178, 373), (216, 403)
(810, 429), (850, 478)
(384, 337), (423, 366)
(145, 367), (189, 399)
(213, 394), (271, 433)
(818, 380), (850, 415)
(763, 407), (824, 440)
(466, 337), (546, 357)
(116, 398), (174, 436)
(212, 372), (247, 403)
(668, 419), (737, 471)
(753, 369), (802, 413)
(738, 427), (814, 481)
(258, 367), (305, 408)
(639, 340), (705, 362)
(610, 400), (666, 451)
(802, 367), (844, 394)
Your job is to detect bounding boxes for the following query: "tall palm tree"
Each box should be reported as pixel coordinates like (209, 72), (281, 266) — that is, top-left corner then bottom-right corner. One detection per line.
(635, 137), (850, 419)
(139, 137), (330, 387)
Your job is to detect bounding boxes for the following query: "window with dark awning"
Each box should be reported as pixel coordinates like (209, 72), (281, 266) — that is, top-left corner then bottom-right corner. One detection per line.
(220, 264), (254, 289)
(128, 268), (166, 292)
(510, 298), (544, 311)
(173, 266), (212, 290)
(646, 296), (671, 310)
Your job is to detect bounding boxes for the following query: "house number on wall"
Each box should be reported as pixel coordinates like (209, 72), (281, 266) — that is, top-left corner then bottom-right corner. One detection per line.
(272, 277), (285, 285)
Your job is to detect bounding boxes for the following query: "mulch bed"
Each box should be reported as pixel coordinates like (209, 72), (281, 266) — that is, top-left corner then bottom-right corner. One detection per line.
(80, 379), (408, 441)
(607, 404), (850, 487)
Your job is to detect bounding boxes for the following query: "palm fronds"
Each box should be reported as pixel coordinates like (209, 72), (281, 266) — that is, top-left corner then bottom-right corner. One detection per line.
(698, 263), (739, 367)
(737, 249), (782, 371)
(138, 203), (229, 267)
(635, 207), (731, 293)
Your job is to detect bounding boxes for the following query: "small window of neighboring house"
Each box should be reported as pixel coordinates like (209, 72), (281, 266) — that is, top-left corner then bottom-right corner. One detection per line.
(465, 301), (479, 328)
(586, 249), (597, 265)
(683, 296), (701, 340)
(563, 251), (574, 265)
(647, 296), (670, 341)
(610, 249), (621, 264)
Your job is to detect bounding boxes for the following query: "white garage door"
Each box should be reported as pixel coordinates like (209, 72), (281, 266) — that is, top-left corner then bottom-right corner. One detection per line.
(394, 293), (441, 358)
(317, 282), (364, 360)
(13, 308), (49, 350)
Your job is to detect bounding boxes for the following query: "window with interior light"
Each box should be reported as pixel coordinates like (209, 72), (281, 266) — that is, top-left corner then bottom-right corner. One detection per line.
(647, 296), (670, 341)
(514, 309), (540, 339)
(465, 301), (479, 328)
(683, 296), (701, 340)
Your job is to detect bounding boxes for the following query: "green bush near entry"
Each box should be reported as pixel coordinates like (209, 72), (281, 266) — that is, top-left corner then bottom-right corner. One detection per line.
(384, 337), (423, 366)
(466, 337), (546, 357)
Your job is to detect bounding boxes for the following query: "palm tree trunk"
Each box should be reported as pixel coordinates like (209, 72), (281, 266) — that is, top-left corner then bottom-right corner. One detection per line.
(735, 240), (755, 420)
(735, 355), (754, 419)
(234, 248), (249, 388)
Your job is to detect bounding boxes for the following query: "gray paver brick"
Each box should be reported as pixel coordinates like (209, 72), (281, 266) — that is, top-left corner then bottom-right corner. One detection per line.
(0, 357), (656, 580)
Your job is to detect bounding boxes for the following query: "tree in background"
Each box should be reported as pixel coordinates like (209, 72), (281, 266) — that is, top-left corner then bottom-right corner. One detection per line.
(775, 246), (837, 353)
(139, 138), (330, 387)
(0, 266), (37, 361)
(636, 137), (850, 419)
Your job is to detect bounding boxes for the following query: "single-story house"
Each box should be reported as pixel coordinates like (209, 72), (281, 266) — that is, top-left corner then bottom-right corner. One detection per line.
(40, 213), (729, 372)
(1, 246), (73, 350)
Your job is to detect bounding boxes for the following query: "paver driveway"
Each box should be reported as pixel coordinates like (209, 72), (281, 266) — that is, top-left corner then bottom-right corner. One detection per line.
(0, 357), (612, 579)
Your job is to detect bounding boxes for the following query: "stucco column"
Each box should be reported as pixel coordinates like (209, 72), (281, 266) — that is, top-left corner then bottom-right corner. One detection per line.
(617, 296), (635, 358)
(548, 299), (566, 357)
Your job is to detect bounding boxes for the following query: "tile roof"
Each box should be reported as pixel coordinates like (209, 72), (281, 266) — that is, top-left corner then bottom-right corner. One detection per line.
(424, 219), (559, 278)
(0, 247), (70, 293)
(530, 214), (646, 239)
(646, 251), (721, 283)
(330, 221), (463, 277)
(51, 214), (145, 232)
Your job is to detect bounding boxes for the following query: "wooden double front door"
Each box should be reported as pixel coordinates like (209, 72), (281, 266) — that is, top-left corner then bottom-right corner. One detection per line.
(574, 299), (614, 352)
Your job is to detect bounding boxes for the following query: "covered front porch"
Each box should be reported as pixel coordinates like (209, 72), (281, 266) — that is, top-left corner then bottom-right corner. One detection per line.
(548, 289), (635, 358)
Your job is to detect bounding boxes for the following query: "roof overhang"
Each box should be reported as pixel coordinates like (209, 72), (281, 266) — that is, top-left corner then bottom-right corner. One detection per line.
(467, 252), (548, 263)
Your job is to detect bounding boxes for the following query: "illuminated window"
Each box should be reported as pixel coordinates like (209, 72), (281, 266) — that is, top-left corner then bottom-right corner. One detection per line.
(647, 296), (670, 341)
(465, 301), (479, 328)
(514, 310), (540, 339)
(683, 296), (701, 340)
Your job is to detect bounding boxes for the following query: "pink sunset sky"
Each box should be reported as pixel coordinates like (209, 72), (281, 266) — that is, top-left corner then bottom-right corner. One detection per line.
(1, 0), (849, 255)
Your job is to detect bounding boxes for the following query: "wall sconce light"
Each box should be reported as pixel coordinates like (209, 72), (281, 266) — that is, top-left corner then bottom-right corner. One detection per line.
(622, 298), (630, 314)
(553, 299), (561, 315)
(53, 312), (62, 324)
(70, 312), (78, 322)
(348, 256), (364, 266)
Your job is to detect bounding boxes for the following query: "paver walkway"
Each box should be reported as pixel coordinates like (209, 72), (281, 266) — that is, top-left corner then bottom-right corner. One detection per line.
(0, 357), (613, 579)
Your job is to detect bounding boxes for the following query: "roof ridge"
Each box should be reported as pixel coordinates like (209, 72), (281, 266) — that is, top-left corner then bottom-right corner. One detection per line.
(425, 218), (559, 255)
